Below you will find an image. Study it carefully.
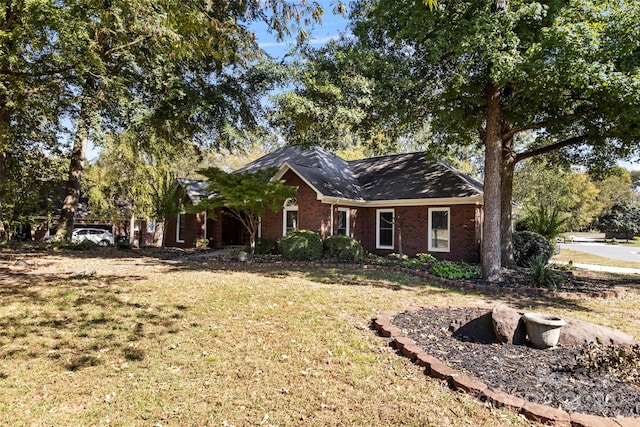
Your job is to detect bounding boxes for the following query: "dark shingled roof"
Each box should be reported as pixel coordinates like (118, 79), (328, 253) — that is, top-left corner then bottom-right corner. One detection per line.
(235, 146), (483, 202)
(349, 152), (483, 200)
(177, 178), (211, 203)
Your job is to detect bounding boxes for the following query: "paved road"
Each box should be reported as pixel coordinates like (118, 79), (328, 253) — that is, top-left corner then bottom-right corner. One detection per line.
(558, 242), (640, 263)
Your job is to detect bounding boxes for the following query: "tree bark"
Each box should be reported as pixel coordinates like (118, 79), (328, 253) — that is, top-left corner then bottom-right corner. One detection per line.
(0, 140), (7, 240)
(501, 136), (516, 266)
(482, 82), (504, 282)
(56, 94), (91, 240)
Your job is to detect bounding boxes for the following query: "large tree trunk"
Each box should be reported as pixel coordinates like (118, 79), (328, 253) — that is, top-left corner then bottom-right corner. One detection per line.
(0, 146), (7, 240)
(482, 83), (504, 283)
(501, 136), (516, 266)
(0, 100), (10, 240)
(56, 97), (91, 240)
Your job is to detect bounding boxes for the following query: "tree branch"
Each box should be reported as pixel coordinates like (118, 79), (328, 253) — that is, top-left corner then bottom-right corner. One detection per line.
(502, 108), (597, 141)
(514, 135), (586, 163)
(103, 36), (149, 58)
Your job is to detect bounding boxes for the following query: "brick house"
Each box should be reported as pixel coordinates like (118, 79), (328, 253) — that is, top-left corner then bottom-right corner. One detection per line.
(164, 146), (484, 262)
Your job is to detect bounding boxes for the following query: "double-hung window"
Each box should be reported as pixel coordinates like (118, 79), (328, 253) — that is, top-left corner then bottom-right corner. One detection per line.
(283, 199), (298, 235)
(176, 213), (186, 243)
(337, 208), (350, 236)
(376, 209), (394, 249)
(428, 207), (450, 252)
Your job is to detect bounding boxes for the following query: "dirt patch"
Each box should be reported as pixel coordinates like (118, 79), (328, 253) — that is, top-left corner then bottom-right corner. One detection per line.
(391, 307), (640, 418)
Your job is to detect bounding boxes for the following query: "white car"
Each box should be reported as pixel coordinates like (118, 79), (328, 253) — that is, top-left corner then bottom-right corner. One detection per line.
(71, 228), (115, 246)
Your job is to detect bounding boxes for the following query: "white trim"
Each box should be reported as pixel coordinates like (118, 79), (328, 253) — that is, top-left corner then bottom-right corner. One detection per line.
(321, 196), (483, 207)
(428, 207), (450, 252)
(273, 163), (324, 200)
(376, 209), (394, 249)
(282, 199), (298, 236)
(176, 213), (185, 243)
(337, 207), (350, 236)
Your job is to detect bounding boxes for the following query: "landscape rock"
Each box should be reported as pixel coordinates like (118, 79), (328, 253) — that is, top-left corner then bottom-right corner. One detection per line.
(491, 305), (527, 345)
(490, 306), (637, 347)
(558, 317), (638, 347)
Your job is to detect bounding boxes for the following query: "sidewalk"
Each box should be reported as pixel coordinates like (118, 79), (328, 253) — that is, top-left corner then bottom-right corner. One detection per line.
(551, 260), (640, 275)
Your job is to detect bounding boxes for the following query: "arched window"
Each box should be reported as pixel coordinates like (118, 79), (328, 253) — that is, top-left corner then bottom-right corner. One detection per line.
(283, 198), (298, 235)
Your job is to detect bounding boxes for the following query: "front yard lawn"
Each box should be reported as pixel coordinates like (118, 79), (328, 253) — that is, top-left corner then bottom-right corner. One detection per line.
(1, 248), (639, 426)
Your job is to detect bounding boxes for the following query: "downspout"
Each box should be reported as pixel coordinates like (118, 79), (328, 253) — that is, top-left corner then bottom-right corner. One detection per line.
(330, 203), (335, 236)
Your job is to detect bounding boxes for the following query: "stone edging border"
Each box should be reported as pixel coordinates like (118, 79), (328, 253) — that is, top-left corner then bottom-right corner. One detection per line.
(373, 308), (640, 427)
(199, 258), (626, 300)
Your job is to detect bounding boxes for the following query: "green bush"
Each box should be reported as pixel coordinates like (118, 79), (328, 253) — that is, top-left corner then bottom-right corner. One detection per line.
(323, 235), (364, 261)
(398, 253), (437, 269)
(513, 231), (555, 267)
(116, 241), (132, 250)
(245, 238), (276, 255)
(430, 261), (480, 279)
(278, 230), (323, 261)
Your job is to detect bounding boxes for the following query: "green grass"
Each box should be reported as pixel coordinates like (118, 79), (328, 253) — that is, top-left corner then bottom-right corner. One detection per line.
(1, 249), (639, 425)
(553, 248), (640, 269)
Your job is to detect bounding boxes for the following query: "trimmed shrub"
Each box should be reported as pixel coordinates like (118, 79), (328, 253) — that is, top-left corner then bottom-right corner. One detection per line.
(323, 235), (364, 261)
(278, 230), (323, 261)
(245, 238), (276, 255)
(513, 230), (554, 267)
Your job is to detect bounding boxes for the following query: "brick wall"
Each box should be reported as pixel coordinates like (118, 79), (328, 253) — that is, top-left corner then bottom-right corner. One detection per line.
(354, 204), (480, 262)
(164, 207), (206, 249)
(260, 170), (332, 240)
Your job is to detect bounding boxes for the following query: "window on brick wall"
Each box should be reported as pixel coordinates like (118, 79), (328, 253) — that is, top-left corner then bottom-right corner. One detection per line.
(177, 214), (186, 243)
(428, 207), (450, 252)
(337, 208), (350, 236)
(283, 199), (298, 235)
(376, 209), (394, 249)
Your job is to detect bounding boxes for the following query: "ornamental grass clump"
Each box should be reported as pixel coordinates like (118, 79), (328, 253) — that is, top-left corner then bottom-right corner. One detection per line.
(530, 255), (557, 290)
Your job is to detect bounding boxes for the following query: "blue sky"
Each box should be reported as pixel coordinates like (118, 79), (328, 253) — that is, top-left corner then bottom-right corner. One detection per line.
(251, 1), (350, 60)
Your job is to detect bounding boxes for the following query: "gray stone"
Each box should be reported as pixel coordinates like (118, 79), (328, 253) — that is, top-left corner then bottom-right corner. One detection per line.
(558, 317), (638, 346)
(492, 305), (527, 345)
(491, 305), (638, 347)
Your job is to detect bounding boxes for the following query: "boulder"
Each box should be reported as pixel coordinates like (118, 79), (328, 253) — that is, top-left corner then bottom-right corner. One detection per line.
(490, 305), (638, 347)
(492, 305), (527, 345)
(453, 311), (499, 344)
(558, 318), (637, 347)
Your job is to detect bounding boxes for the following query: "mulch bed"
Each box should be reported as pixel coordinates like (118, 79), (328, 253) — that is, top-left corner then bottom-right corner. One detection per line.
(468, 266), (636, 294)
(391, 307), (640, 418)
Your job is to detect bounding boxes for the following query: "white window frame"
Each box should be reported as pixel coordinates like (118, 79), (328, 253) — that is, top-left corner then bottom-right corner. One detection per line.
(337, 207), (350, 236)
(282, 199), (298, 236)
(428, 207), (450, 252)
(376, 209), (394, 249)
(176, 213), (186, 243)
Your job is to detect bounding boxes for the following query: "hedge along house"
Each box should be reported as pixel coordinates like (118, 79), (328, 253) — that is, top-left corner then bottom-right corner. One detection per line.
(164, 146), (484, 262)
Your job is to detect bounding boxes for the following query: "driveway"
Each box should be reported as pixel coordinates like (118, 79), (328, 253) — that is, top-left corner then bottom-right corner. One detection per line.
(558, 242), (640, 263)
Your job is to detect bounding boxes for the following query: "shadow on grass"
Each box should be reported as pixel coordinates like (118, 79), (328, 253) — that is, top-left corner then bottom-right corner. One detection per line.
(164, 257), (597, 313)
(0, 270), (187, 374)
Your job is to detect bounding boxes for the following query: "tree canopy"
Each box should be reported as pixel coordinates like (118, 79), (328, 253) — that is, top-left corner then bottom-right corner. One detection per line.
(1, 0), (330, 239)
(272, 0), (640, 280)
